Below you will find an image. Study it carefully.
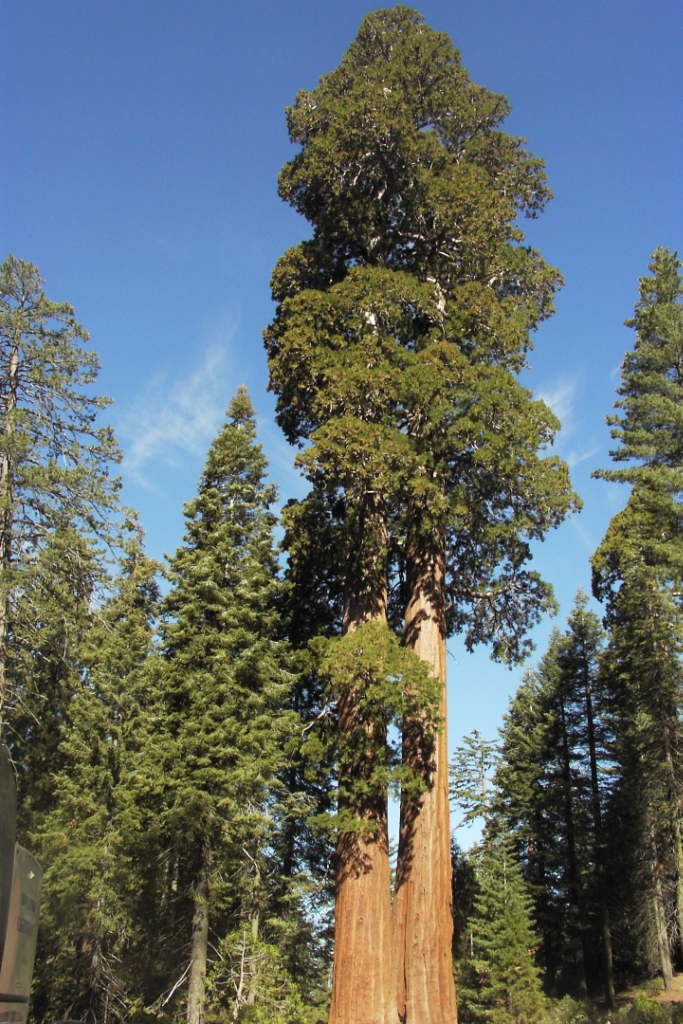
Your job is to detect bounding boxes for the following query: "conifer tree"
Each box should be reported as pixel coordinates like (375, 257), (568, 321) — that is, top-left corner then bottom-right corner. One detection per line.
(8, 526), (101, 834)
(0, 255), (123, 748)
(266, 8), (577, 1020)
(557, 595), (615, 1007)
(457, 838), (546, 1024)
(450, 731), (499, 831)
(148, 388), (300, 1024)
(29, 535), (160, 1024)
(494, 597), (613, 1000)
(598, 569), (682, 988)
(592, 248), (683, 986)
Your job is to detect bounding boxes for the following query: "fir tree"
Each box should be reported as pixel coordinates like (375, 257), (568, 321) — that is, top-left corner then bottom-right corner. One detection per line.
(29, 534), (161, 1024)
(494, 596), (613, 1000)
(458, 838), (546, 1024)
(598, 564), (682, 988)
(0, 255), (123, 749)
(592, 248), (683, 987)
(148, 388), (301, 1024)
(7, 526), (100, 834)
(450, 731), (500, 831)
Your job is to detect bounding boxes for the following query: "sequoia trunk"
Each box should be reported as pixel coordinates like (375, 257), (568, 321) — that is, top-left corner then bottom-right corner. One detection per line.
(392, 532), (457, 1024)
(328, 502), (398, 1024)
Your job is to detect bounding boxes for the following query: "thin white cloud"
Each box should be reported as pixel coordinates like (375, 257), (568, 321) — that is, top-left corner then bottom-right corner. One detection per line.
(566, 446), (600, 469)
(536, 375), (580, 436)
(118, 346), (231, 484)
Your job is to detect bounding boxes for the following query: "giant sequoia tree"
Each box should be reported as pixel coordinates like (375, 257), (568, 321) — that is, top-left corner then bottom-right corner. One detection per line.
(266, 8), (577, 1022)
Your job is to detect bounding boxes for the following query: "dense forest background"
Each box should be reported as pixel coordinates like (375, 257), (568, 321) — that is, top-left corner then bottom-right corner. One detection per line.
(2, 5), (683, 1024)
(3, 240), (683, 1024)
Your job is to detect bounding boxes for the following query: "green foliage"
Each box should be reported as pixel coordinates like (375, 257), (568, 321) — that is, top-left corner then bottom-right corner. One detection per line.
(0, 254), (125, 741)
(205, 929), (326, 1024)
(493, 594), (611, 996)
(28, 535), (161, 1024)
(267, 6), (579, 669)
(594, 247), (683, 499)
(457, 838), (546, 1024)
(452, 841), (479, 960)
(615, 995), (672, 1024)
(309, 619), (441, 832)
(450, 730), (500, 829)
(545, 997), (598, 1024)
(139, 387), (323, 1020)
(592, 248), (683, 983)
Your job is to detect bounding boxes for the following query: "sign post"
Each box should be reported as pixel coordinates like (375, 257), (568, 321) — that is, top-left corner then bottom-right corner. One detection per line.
(0, 846), (43, 1024)
(0, 747), (17, 970)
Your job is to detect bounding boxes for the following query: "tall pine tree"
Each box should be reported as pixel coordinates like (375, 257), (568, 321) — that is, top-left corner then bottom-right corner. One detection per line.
(29, 535), (160, 1024)
(494, 596), (613, 1000)
(592, 248), (683, 987)
(0, 255), (123, 752)
(457, 838), (546, 1024)
(148, 388), (300, 1024)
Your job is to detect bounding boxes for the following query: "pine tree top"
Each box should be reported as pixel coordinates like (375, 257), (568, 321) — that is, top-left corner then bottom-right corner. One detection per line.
(596, 247), (683, 487)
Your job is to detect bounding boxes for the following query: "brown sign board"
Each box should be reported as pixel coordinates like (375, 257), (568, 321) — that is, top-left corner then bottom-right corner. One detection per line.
(0, 747), (16, 971)
(0, 846), (43, 1024)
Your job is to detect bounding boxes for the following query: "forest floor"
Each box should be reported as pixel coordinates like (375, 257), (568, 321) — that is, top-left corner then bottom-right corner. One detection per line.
(578, 975), (683, 1024)
(625, 974), (683, 1003)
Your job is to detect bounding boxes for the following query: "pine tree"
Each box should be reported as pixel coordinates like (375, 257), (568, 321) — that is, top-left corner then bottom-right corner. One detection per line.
(592, 248), (683, 987)
(494, 596), (613, 1000)
(0, 255), (123, 748)
(450, 731), (500, 831)
(457, 838), (546, 1024)
(557, 595), (615, 1007)
(266, 9), (578, 1020)
(28, 535), (160, 1024)
(593, 246), (683, 516)
(597, 562), (682, 988)
(148, 388), (301, 1024)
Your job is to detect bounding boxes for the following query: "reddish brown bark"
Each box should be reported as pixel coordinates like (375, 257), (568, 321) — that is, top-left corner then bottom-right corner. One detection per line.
(328, 506), (399, 1024)
(329, 746), (397, 1024)
(392, 534), (457, 1024)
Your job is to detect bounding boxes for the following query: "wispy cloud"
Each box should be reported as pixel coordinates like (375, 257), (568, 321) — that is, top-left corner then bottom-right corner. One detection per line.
(566, 446), (600, 469)
(118, 346), (231, 485)
(536, 375), (580, 436)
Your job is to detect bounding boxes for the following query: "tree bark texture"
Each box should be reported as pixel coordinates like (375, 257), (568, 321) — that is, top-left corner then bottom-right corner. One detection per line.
(187, 846), (211, 1024)
(392, 533), (457, 1024)
(328, 502), (398, 1024)
(651, 824), (674, 991)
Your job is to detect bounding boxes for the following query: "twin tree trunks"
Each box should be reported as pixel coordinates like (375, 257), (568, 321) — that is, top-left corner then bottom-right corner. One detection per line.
(328, 519), (456, 1024)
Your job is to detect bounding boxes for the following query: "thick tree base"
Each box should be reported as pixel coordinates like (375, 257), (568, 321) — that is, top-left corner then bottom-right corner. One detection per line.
(328, 829), (399, 1024)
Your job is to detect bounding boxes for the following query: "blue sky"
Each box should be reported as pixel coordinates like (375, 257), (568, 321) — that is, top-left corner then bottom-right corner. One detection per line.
(3, 0), (682, 843)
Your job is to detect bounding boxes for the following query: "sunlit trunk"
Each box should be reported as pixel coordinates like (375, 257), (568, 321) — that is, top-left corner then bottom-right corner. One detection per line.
(328, 497), (398, 1024)
(392, 530), (457, 1024)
